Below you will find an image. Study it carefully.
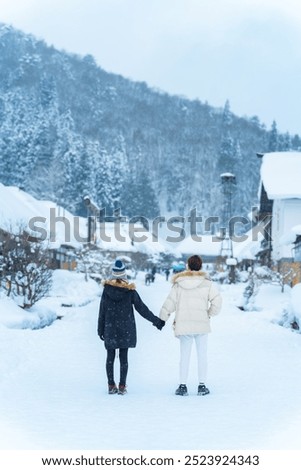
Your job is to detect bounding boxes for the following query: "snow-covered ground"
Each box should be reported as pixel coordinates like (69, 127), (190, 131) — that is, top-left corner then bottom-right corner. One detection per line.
(0, 270), (301, 450)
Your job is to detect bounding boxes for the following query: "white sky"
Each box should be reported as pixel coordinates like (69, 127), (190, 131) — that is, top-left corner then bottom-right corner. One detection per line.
(1, 0), (301, 135)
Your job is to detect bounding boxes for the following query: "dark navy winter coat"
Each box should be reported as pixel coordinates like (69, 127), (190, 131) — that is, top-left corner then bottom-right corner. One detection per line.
(97, 279), (162, 350)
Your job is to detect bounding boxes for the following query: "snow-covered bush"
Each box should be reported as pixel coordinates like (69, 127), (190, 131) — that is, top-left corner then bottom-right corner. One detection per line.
(236, 270), (249, 283)
(0, 230), (52, 308)
(76, 248), (139, 281)
(289, 283), (301, 330)
(253, 266), (273, 280)
(243, 266), (276, 307)
(211, 270), (229, 284)
(277, 307), (299, 331)
(242, 268), (261, 311)
(253, 265), (295, 292)
(76, 247), (113, 280)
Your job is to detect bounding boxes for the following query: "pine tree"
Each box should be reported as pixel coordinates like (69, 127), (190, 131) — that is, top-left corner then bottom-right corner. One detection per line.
(222, 100), (232, 127)
(109, 135), (129, 211)
(292, 134), (301, 151)
(278, 132), (291, 151)
(121, 168), (159, 219)
(268, 121), (278, 152)
(218, 132), (236, 173)
(94, 147), (114, 212)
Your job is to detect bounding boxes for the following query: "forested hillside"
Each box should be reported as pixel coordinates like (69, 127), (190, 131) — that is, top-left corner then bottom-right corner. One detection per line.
(0, 23), (300, 221)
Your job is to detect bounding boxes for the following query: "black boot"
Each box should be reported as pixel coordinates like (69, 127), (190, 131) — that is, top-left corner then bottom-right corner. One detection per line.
(175, 384), (188, 396)
(197, 383), (210, 396)
(108, 383), (118, 395)
(118, 384), (127, 395)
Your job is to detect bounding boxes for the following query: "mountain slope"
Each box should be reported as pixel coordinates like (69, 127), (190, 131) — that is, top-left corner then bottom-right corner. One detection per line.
(0, 23), (300, 221)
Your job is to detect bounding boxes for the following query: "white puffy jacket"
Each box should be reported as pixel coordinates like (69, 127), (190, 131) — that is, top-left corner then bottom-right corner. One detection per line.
(160, 270), (222, 336)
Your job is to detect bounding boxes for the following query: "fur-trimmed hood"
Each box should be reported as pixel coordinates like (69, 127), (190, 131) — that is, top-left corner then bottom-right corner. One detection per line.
(172, 270), (211, 290)
(102, 279), (136, 290)
(102, 279), (136, 301)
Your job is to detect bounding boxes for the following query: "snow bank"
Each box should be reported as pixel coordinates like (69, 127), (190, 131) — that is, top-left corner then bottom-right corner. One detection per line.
(291, 283), (301, 325)
(0, 270), (101, 329)
(49, 269), (101, 305)
(239, 275), (301, 332)
(0, 295), (56, 329)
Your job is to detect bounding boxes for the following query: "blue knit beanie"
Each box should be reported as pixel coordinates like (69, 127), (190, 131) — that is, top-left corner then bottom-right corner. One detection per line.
(112, 259), (127, 278)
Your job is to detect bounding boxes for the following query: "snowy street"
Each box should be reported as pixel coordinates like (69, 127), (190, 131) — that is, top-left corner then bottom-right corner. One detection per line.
(0, 271), (301, 451)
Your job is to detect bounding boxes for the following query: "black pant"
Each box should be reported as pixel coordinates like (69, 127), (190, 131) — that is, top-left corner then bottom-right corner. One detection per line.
(106, 348), (128, 386)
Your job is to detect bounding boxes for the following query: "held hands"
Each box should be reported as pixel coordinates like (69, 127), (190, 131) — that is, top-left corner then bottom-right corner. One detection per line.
(154, 319), (165, 330)
(99, 333), (105, 341)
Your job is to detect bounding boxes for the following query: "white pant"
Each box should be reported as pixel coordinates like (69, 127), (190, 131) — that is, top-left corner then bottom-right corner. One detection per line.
(179, 334), (208, 384)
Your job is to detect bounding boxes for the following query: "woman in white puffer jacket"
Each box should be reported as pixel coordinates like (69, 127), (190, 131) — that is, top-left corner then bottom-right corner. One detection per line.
(160, 255), (222, 396)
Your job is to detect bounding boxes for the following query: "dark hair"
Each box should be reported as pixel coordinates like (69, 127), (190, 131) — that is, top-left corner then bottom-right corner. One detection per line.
(187, 255), (202, 271)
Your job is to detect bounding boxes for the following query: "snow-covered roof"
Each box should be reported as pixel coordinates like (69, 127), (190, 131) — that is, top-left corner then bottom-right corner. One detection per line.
(169, 230), (263, 261)
(0, 183), (263, 261)
(0, 183), (171, 256)
(232, 229), (263, 261)
(0, 183), (86, 248)
(96, 222), (136, 253)
(175, 234), (222, 256)
(260, 152), (301, 199)
(220, 172), (235, 178)
(95, 221), (173, 255)
(279, 224), (301, 246)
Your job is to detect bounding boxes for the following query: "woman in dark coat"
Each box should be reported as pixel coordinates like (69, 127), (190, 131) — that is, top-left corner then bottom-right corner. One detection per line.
(98, 259), (165, 395)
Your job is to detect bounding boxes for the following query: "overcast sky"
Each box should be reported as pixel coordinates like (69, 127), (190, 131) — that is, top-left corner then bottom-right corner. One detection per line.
(1, 0), (301, 135)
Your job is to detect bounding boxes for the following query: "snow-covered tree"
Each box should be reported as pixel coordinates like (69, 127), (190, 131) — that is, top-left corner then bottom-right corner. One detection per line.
(0, 229), (52, 308)
(222, 99), (232, 127)
(218, 132), (236, 173)
(268, 120), (278, 152)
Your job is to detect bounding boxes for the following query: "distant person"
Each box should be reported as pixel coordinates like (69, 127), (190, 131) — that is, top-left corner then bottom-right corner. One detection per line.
(160, 255), (222, 396)
(145, 272), (153, 285)
(98, 259), (165, 395)
(165, 268), (170, 281)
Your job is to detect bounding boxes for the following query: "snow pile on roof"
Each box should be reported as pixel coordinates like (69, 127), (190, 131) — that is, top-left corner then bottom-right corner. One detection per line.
(232, 229), (263, 261)
(95, 222), (169, 255)
(173, 230), (262, 260)
(0, 183), (42, 232)
(261, 152), (301, 199)
(175, 234), (222, 256)
(96, 222), (136, 253)
(0, 183), (86, 248)
(279, 224), (301, 245)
